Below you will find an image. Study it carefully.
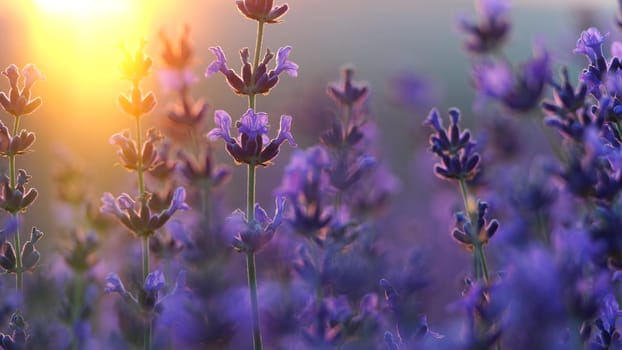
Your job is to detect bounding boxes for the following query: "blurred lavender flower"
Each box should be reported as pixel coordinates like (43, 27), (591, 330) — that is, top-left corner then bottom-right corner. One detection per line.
(205, 46), (298, 96)
(207, 109), (296, 166)
(105, 273), (132, 300)
(158, 25), (197, 92)
(0, 313), (28, 350)
(424, 108), (480, 181)
(586, 294), (622, 349)
(228, 196), (286, 253)
(100, 187), (190, 238)
(473, 44), (550, 112)
(380, 278), (442, 345)
(459, 0), (510, 54)
(276, 146), (332, 236)
(327, 66), (369, 110)
(388, 71), (439, 112)
(158, 25), (210, 132)
(109, 128), (163, 172)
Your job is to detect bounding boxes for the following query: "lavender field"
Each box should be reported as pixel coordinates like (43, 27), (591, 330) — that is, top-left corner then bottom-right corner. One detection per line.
(1, 0), (622, 349)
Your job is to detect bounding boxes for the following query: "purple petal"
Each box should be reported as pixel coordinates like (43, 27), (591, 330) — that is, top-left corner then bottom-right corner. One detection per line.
(254, 203), (270, 226)
(271, 196), (286, 228)
(239, 109), (269, 140)
(207, 110), (233, 142)
(172, 187), (190, 211)
(105, 273), (128, 297)
(205, 47), (228, 78)
(116, 193), (135, 210)
(275, 114), (296, 147)
(275, 46), (299, 77)
(100, 193), (123, 217)
(144, 270), (166, 293)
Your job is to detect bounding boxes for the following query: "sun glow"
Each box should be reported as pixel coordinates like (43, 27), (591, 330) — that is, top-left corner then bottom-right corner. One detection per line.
(34, 0), (132, 17)
(23, 0), (158, 134)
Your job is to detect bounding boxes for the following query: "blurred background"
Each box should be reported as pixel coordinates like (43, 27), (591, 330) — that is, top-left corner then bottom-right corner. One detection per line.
(0, 0), (620, 336)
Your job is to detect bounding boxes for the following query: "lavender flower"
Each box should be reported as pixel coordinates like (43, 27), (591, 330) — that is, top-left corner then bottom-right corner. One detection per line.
(424, 108), (480, 181)
(459, 0), (510, 54)
(236, 0), (289, 23)
(473, 44), (550, 112)
(452, 201), (499, 251)
(229, 196), (286, 253)
(109, 128), (162, 172)
(144, 270), (166, 294)
(205, 46), (298, 96)
(100, 187), (190, 238)
(0, 64), (44, 118)
(327, 66), (369, 108)
(276, 146), (332, 235)
(541, 67), (588, 116)
(0, 170), (37, 214)
(158, 25), (197, 92)
(574, 27), (609, 65)
(104, 273), (131, 300)
(207, 109), (296, 166)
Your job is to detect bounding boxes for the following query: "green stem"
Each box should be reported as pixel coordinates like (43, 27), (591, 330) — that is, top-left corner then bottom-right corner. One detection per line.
(70, 275), (83, 350)
(144, 317), (152, 350)
(458, 179), (489, 283)
(247, 164), (256, 222)
(246, 252), (262, 350)
(142, 237), (150, 280)
(135, 110), (151, 350)
(142, 236), (151, 350)
(13, 214), (21, 291)
(10, 116), (22, 292)
(249, 20), (265, 110)
(135, 117), (145, 199)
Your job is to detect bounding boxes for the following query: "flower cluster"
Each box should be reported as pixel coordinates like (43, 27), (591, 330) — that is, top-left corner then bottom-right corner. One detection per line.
(208, 108), (296, 166)
(424, 108), (480, 181)
(205, 46), (298, 96)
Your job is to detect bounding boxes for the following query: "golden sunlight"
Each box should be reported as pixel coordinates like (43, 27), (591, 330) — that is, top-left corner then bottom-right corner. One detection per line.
(34, 0), (132, 16)
(23, 0), (157, 134)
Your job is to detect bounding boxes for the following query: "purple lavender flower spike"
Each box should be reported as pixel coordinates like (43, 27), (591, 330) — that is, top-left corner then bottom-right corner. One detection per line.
(574, 27), (609, 64)
(207, 110), (234, 143)
(144, 270), (166, 293)
(205, 47), (229, 78)
(275, 115), (296, 147)
(424, 107), (480, 181)
(274, 46), (299, 77)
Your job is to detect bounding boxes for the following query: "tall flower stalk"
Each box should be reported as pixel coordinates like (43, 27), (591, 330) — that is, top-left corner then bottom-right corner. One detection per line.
(206, 1), (295, 348)
(0, 64), (45, 349)
(0, 64), (44, 293)
(102, 41), (189, 350)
